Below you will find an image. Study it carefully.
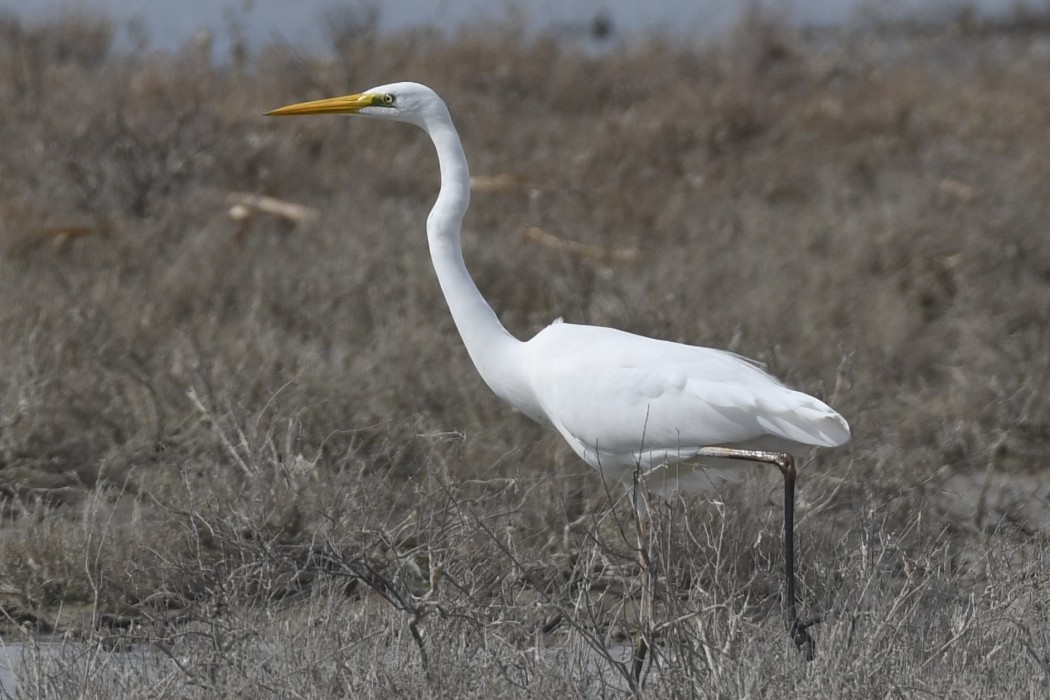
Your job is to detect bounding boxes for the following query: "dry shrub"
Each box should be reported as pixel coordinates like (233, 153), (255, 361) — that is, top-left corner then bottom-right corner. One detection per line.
(1, 7), (1050, 697)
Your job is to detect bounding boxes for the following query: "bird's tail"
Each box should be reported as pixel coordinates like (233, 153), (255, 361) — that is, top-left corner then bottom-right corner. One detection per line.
(756, 391), (851, 448)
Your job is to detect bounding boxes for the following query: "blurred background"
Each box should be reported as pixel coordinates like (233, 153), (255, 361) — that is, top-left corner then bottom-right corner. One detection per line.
(4, 0), (1050, 55)
(1, 1), (1050, 695)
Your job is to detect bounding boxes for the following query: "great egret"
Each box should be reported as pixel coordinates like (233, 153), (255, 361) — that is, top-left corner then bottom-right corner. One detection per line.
(268, 82), (849, 676)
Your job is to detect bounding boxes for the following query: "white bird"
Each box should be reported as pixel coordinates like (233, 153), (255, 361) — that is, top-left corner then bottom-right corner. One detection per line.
(268, 81), (849, 676)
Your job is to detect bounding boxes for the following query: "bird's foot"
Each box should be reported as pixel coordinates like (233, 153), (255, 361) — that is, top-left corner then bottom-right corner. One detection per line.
(632, 634), (648, 681)
(787, 614), (821, 661)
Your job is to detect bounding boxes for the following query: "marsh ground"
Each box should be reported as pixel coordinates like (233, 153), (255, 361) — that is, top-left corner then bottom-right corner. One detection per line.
(1, 9), (1049, 698)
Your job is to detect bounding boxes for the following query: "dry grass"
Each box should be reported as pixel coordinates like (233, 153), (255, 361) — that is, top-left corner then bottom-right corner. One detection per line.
(1, 8), (1050, 697)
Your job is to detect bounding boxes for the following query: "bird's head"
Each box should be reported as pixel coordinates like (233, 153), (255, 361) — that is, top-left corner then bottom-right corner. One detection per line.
(266, 81), (446, 130)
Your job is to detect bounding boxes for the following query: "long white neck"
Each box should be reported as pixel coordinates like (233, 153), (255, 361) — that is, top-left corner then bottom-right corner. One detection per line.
(421, 114), (535, 415)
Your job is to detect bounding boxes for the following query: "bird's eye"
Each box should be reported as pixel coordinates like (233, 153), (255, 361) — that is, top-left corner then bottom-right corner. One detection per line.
(381, 94), (395, 106)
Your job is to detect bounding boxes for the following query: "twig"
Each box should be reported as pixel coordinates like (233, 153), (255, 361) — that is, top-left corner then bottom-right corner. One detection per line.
(226, 192), (319, 224)
(519, 225), (641, 263)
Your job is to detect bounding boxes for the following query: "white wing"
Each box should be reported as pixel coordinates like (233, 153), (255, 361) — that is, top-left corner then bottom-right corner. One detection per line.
(524, 322), (849, 478)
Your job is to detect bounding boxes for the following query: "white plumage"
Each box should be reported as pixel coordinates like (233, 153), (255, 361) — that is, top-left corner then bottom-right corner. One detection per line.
(525, 322), (848, 480)
(269, 80), (847, 670)
(267, 81), (850, 490)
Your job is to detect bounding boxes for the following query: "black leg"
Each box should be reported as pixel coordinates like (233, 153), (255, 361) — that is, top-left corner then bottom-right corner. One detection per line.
(695, 447), (819, 659)
(775, 456), (817, 659)
(632, 548), (650, 682)
(631, 468), (651, 683)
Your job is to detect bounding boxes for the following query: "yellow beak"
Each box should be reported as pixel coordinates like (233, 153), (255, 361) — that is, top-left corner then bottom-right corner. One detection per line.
(266, 92), (381, 117)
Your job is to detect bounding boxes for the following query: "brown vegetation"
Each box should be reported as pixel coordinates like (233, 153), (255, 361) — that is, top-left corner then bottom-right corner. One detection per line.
(1, 8), (1049, 697)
